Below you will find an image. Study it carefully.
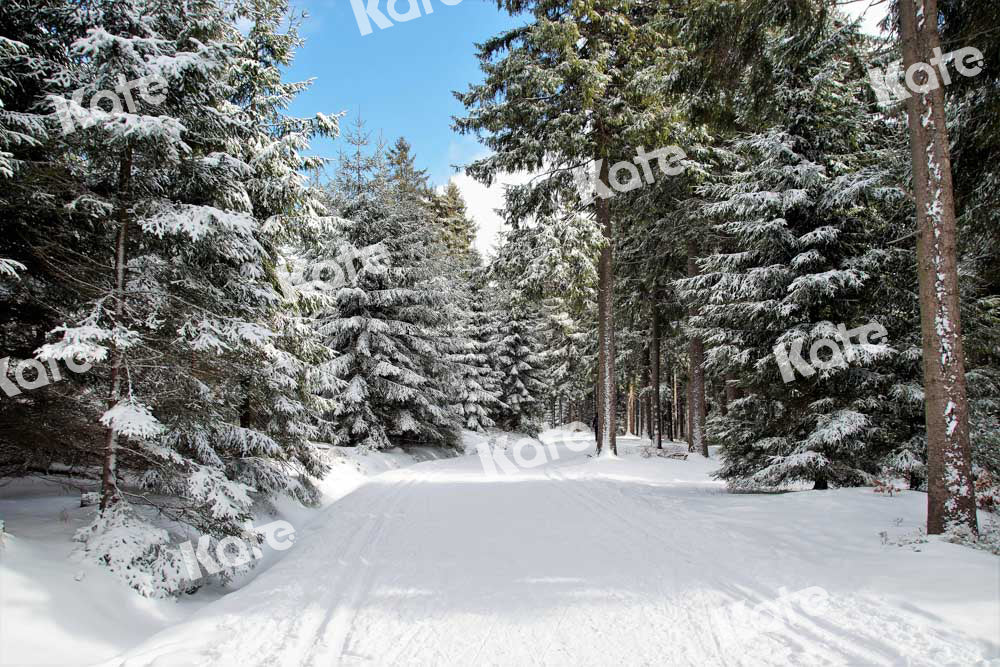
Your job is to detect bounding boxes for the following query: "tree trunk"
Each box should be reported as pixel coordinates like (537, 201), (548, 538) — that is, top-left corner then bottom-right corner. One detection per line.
(627, 380), (636, 436)
(687, 242), (708, 457)
(686, 376), (693, 450)
(664, 370), (674, 442)
(644, 351), (653, 442)
(100, 147), (133, 512)
(595, 156), (617, 456)
(674, 372), (683, 441)
(650, 309), (663, 448)
(899, 0), (978, 536)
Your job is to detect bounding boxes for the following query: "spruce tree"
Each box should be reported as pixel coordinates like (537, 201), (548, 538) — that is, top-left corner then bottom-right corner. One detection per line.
(679, 14), (911, 489)
(304, 117), (461, 450)
(432, 183), (478, 261)
(491, 301), (548, 435)
(35, 0), (339, 596)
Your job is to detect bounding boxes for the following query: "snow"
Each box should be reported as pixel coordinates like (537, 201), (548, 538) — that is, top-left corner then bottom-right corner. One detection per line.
(0, 478), (213, 666)
(20, 429), (986, 666)
(0, 258), (25, 279)
(0, 446), (453, 666)
(100, 400), (165, 440)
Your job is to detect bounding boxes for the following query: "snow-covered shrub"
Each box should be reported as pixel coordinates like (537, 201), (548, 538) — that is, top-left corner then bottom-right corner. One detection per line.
(943, 517), (1000, 556)
(74, 503), (186, 598)
(882, 445), (927, 490)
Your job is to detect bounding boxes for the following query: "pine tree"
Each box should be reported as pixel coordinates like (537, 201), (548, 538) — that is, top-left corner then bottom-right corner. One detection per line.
(0, 0), (95, 476)
(388, 136), (431, 204)
(432, 182), (478, 260)
(491, 301), (548, 435)
(303, 117), (461, 450)
(34, 0), (339, 596)
(446, 276), (505, 431)
(679, 14), (912, 490)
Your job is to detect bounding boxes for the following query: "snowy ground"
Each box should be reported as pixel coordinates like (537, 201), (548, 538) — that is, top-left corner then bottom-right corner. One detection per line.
(22, 428), (987, 666)
(0, 446), (453, 666)
(2, 431), (998, 666)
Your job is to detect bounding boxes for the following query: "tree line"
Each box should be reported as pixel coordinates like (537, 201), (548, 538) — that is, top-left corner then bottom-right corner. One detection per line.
(457, 0), (999, 538)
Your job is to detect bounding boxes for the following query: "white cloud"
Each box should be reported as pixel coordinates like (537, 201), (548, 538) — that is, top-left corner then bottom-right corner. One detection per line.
(447, 162), (535, 259)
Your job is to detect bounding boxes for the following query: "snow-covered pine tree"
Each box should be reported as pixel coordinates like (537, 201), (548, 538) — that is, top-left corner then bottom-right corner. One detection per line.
(0, 0), (98, 475)
(388, 136), (432, 205)
(444, 274), (505, 432)
(539, 298), (596, 427)
(489, 298), (548, 435)
(36, 0), (339, 596)
(487, 204), (601, 432)
(679, 14), (914, 490)
(303, 117), (461, 450)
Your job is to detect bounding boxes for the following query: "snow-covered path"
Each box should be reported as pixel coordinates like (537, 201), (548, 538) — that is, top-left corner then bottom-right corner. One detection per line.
(110, 432), (999, 666)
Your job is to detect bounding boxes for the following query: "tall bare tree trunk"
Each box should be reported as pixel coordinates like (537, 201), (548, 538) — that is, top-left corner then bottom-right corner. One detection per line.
(650, 308), (663, 448)
(663, 371), (673, 442)
(686, 377), (693, 450)
(899, 0), (977, 536)
(674, 372), (683, 441)
(687, 242), (708, 457)
(595, 155), (617, 455)
(644, 345), (653, 442)
(100, 147), (133, 512)
(627, 380), (636, 436)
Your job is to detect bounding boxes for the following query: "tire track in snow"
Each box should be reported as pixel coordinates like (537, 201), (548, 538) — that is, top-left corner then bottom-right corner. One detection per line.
(546, 464), (990, 666)
(541, 467), (731, 663)
(284, 476), (415, 666)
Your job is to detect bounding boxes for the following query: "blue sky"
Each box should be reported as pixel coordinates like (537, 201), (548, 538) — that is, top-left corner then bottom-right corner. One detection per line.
(284, 0), (522, 187)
